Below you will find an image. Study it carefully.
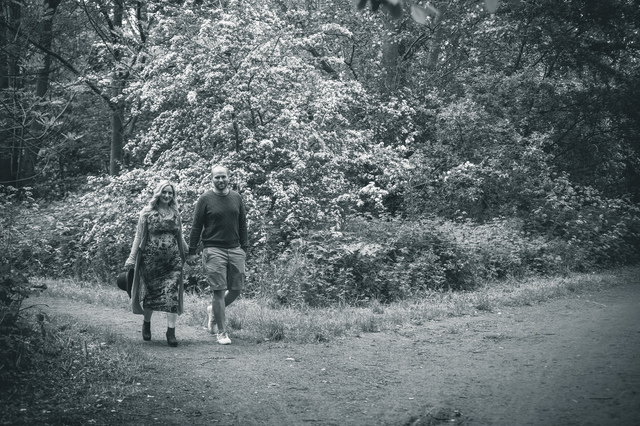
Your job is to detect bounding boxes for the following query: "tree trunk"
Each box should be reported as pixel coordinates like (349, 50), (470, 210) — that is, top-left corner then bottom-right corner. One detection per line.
(109, 0), (124, 176)
(0, 1), (22, 185)
(18, 0), (63, 187)
(381, 19), (401, 93)
(110, 98), (125, 176)
(425, 4), (446, 71)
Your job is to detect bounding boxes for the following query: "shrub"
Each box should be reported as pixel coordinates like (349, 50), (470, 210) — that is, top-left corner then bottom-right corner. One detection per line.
(249, 211), (636, 307)
(0, 265), (47, 379)
(0, 186), (47, 274)
(438, 218), (547, 279)
(0, 186), (50, 374)
(0, 266), (33, 328)
(526, 176), (640, 270)
(251, 217), (477, 306)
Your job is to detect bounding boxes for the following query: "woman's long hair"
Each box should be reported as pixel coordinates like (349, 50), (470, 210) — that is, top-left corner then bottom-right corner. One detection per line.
(141, 180), (180, 218)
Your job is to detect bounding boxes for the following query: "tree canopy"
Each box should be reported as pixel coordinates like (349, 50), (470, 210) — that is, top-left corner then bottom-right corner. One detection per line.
(1, 0), (639, 302)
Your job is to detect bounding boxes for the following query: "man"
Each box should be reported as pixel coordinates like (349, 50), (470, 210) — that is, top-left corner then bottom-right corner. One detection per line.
(188, 164), (248, 345)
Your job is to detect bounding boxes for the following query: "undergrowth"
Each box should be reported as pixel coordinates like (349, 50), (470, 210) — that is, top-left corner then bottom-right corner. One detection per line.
(0, 311), (151, 426)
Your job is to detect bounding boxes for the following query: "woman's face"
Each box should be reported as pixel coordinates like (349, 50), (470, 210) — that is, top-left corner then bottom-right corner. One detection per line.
(158, 185), (174, 206)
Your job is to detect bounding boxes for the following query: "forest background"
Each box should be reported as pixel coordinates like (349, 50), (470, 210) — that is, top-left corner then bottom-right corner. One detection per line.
(2, 0), (640, 308)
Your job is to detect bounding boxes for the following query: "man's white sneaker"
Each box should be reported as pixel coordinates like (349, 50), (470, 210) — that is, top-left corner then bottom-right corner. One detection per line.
(216, 332), (231, 345)
(206, 305), (216, 334)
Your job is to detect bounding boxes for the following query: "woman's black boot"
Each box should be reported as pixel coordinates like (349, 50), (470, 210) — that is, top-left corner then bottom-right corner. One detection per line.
(142, 320), (151, 341)
(166, 327), (178, 347)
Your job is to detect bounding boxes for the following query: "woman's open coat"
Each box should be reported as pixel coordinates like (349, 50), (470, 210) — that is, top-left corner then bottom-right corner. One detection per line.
(126, 211), (188, 315)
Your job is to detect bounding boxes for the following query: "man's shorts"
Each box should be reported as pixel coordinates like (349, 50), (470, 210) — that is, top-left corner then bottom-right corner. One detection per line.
(202, 246), (246, 291)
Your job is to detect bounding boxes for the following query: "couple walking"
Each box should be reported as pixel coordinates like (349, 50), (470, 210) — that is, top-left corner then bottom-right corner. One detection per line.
(124, 164), (248, 347)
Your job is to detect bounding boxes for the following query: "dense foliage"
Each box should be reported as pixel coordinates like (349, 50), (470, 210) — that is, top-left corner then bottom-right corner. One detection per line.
(1, 0), (639, 306)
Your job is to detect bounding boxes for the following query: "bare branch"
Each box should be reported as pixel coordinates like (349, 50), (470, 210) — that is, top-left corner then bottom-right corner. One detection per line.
(0, 21), (113, 109)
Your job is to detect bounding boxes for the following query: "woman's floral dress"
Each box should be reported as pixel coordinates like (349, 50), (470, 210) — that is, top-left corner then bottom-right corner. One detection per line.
(140, 211), (182, 313)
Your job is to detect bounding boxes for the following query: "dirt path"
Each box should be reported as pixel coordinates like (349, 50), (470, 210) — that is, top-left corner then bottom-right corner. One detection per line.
(32, 281), (640, 426)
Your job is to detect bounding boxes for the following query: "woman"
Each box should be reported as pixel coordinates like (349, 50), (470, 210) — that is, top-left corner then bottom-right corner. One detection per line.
(125, 180), (188, 347)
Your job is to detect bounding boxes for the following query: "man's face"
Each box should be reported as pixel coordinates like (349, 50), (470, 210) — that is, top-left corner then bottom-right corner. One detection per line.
(212, 167), (229, 192)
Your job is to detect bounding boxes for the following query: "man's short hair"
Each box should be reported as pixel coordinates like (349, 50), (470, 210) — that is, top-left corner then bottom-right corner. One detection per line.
(211, 164), (229, 175)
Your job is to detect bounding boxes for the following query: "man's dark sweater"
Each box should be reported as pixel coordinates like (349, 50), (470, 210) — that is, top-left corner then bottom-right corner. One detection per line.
(188, 190), (248, 255)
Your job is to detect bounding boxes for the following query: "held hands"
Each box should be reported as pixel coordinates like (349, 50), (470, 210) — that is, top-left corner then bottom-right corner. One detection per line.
(186, 254), (199, 266)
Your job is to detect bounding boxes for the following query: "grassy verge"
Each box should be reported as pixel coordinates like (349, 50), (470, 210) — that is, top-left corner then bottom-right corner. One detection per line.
(33, 265), (639, 343)
(0, 314), (152, 425)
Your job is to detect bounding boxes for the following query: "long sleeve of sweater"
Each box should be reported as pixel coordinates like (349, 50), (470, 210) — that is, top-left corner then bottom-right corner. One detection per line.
(238, 201), (248, 252)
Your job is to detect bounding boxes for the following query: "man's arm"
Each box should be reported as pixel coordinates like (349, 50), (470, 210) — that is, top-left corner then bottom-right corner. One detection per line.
(238, 197), (249, 253)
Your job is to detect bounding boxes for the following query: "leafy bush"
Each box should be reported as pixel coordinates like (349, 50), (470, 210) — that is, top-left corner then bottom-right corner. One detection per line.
(526, 175), (640, 270)
(0, 186), (47, 273)
(0, 266), (32, 328)
(0, 186), (50, 376)
(247, 210), (639, 308)
(438, 219), (528, 279)
(249, 218), (477, 306)
(0, 265), (47, 381)
(407, 124), (557, 222)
